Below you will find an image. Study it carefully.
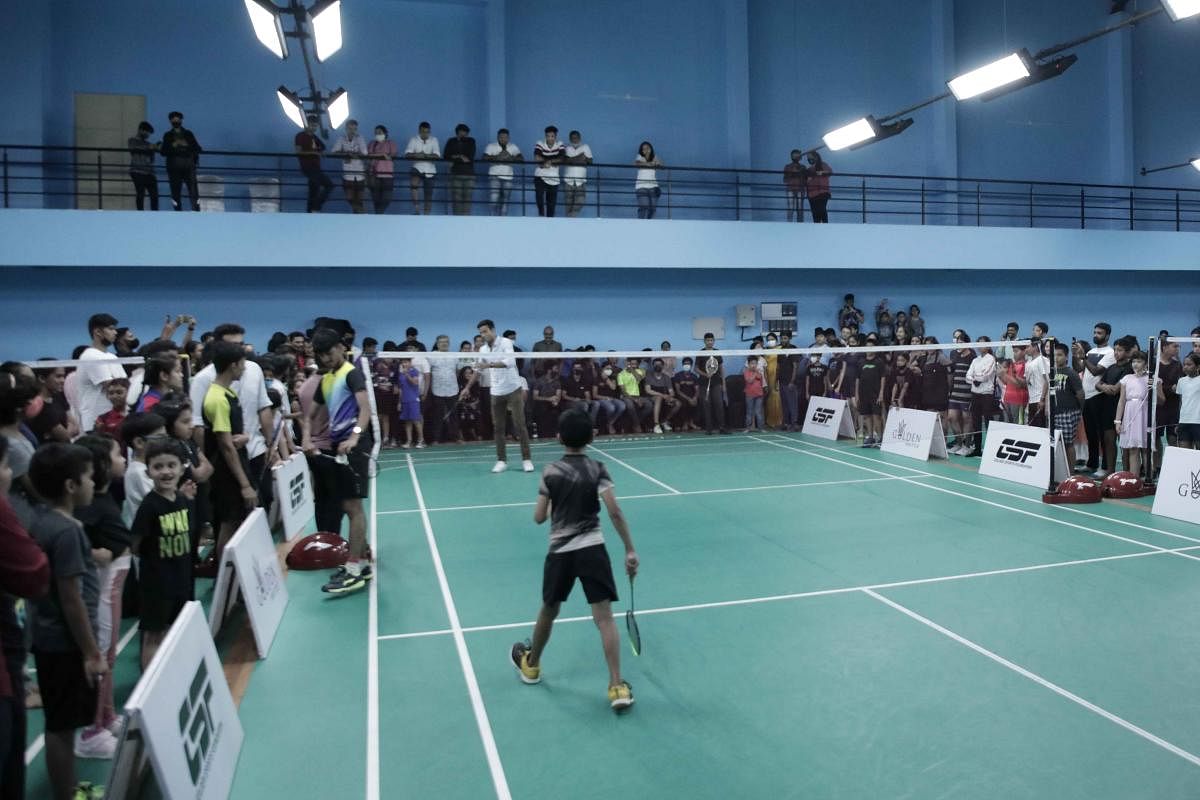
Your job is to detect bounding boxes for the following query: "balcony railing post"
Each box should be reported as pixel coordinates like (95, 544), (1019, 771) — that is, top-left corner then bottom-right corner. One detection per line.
(920, 180), (925, 225)
(1029, 185), (1034, 227)
(2, 148), (8, 209)
(1128, 189), (1134, 231)
(861, 179), (866, 223)
(595, 167), (601, 218)
(667, 169), (672, 220)
(735, 172), (740, 221)
(1176, 192), (1181, 232)
(1079, 188), (1085, 229)
(97, 151), (103, 210)
(976, 183), (981, 226)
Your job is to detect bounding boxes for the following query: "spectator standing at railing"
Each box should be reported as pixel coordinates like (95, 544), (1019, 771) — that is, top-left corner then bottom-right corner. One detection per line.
(907, 305), (926, 339)
(534, 126), (565, 218)
(127, 121), (159, 211)
(805, 151), (832, 223)
(634, 141), (663, 220)
(783, 149), (806, 222)
(563, 130), (594, 217)
(838, 294), (864, 331)
(295, 115), (333, 213)
(443, 123), (477, 216)
(484, 128), (523, 216)
(405, 122), (441, 215)
(332, 119), (369, 214)
(367, 125), (397, 214)
(161, 111), (201, 212)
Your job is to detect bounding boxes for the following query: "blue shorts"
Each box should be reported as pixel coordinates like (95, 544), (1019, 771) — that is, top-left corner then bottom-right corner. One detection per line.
(399, 400), (422, 421)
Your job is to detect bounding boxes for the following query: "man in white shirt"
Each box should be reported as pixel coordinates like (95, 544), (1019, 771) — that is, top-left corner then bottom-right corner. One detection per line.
(428, 335), (461, 443)
(1072, 322), (1116, 474)
(533, 125), (565, 218)
(563, 130), (593, 217)
(483, 128), (523, 216)
(404, 121), (441, 215)
(332, 118), (369, 213)
(461, 319), (533, 473)
(1024, 339), (1050, 428)
(77, 313), (127, 432)
(964, 337), (997, 457)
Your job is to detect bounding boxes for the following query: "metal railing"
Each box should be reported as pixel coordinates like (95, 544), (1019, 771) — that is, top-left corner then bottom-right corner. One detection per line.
(3, 143), (1200, 231)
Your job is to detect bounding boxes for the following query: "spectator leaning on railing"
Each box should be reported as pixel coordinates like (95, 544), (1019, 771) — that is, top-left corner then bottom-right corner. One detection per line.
(161, 111), (202, 212)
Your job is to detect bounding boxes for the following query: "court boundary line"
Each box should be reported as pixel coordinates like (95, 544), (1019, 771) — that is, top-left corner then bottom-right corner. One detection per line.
(406, 454), (512, 800)
(863, 588), (1200, 769)
(768, 434), (1200, 547)
(25, 621), (141, 765)
(375, 543), (1200, 643)
(587, 444), (681, 494)
(749, 436), (1200, 564)
(366, 475), (380, 800)
(375, 476), (909, 516)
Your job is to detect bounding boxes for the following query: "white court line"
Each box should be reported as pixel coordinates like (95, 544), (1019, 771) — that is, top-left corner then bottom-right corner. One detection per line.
(375, 435), (767, 466)
(25, 621), (140, 765)
(863, 588), (1200, 769)
(771, 434), (1200, 547)
(375, 476), (908, 516)
(407, 455), (511, 800)
(749, 436), (1200, 564)
(375, 543), (1200, 642)
(366, 474), (380, 800)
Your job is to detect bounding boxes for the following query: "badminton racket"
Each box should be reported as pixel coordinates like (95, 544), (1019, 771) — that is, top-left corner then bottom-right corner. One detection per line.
(625, 575), (641, 656)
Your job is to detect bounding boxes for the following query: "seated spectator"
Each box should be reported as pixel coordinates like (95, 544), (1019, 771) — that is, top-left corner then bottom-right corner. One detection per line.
(617, 359), (650, 433)
(593, 362), (625, 435)
(561, 362), (598, 429)
(644, 358), (680, 434)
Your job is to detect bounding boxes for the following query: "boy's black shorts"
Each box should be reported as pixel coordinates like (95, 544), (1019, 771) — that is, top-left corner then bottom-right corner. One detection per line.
(543, 544), (618, 606)
(33, 650), (97, 733)
(139, 588), (191, 633)
(210, 455), (256, 525)
(318, 446), (371, 502)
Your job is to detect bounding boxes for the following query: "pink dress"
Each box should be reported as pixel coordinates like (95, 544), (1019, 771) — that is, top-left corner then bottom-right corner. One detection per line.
(1119, 373), (1149, 449)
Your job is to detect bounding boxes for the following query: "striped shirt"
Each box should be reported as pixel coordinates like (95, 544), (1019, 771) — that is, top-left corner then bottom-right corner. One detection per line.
(539, 455), (613, 554)
(949, 352), (973, 404)
(534, 140), (565, 185)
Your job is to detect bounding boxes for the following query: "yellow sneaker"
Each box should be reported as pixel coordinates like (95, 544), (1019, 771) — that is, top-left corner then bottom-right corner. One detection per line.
(510, 641), (541, 684)
(608, 680), (634, 711)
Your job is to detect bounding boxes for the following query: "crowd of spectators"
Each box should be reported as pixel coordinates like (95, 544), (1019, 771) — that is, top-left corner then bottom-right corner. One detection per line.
(2, 303), (1199, 799)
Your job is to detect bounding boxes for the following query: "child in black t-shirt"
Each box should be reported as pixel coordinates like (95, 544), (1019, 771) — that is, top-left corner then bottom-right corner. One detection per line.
(510, 409), (639, 711)
(131, 438), (194, 670)
(805, 356), (829, 404)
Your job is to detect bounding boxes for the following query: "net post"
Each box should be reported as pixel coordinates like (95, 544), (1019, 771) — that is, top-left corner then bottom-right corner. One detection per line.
(1146, 335), (1158, 488)
(1046, 337), (1058, 493)
(360, 355), (382, 477)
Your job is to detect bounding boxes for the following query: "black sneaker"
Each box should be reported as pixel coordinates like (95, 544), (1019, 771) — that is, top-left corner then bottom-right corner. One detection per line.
(322, 568), (367, 595)
(510, 640), (541, 684)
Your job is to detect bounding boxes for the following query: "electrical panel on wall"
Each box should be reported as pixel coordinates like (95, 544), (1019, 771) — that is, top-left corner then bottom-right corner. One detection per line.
(735, 305), (757, 327)
(761, 302), (797, 333)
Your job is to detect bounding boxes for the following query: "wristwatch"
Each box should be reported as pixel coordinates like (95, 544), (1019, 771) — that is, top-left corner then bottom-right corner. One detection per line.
(352, 426), (363, 435)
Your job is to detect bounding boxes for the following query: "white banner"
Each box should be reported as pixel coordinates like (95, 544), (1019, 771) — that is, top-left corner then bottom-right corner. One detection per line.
(1152, 446), (1200, 525)
(880, 408), (949, 461)
(978, 421), (1054, 490)
(801, 396), (857, 441)
(272, 453), (315, 542)
(124, 602), (243, 800)
(207, 509), (289, 658)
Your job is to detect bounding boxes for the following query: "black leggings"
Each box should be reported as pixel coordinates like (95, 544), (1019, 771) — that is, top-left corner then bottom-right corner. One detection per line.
(701, 377), (726, 432)
(970, 393), (996, 452)
(810, 194), (830, 223)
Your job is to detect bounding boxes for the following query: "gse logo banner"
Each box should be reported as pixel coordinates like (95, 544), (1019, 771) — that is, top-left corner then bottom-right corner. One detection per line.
(801, 396), (856, 441)
(1153, 447), (1200, 525)
(995, 438), (1042, 466)
(881, 408), (948, 461)
(289, 472), (305, 510)
(273, 453), (315, 541)
(180, 660), (219, 785)
(978, 422), (1053, 489)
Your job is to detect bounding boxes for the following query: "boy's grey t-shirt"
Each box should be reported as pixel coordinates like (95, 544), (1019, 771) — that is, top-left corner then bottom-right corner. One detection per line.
(29, 507), (99, 653)
(538, 454), (613, 555)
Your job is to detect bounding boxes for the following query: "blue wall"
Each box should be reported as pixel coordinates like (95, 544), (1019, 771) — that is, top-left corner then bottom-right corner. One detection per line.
(4, 0), (1199, 193)
(5, 262), (1196, 363)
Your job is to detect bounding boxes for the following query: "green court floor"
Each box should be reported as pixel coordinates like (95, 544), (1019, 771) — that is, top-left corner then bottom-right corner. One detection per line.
(90, 431), (1200, 798)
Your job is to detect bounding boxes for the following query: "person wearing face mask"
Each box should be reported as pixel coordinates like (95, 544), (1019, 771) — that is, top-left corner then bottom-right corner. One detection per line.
(161, 111), (202, 211)
(783, 149), (807, 222)
(593, 361), (625, 436)
(804, 151), (833, 223)
(644, 359), (680, 434)
(672, 358), (701, 431)
(295, 114), (333, 213)
(367, 125), (398, 214)
(128, 122), (159, 211)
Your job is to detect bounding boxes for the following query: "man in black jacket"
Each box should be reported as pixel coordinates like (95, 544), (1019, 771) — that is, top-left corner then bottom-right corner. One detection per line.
(161, 111), (202, 211)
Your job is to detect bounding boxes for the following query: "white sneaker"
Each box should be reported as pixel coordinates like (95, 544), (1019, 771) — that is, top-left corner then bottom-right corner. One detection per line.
(663, 422), (673, 431)
(1092, 469), (1110, 479)
(653, 424), (663, 434)
(75, 728), (118, 759)
(491, 461), (508, 474)
(522, 460), (535, 472)
(104, 716), (125, 737)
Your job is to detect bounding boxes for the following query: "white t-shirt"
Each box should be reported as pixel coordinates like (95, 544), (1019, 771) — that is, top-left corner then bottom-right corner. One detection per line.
(77, 347), (126, 432)
(1178, 375), (1200, 424)
(967, 354), (997, 395)
(484, 142), (522, 180)
(1082, 346), (1116, 399)
(480, 337), (521, 396)
(333, 134), (369, 180)
(635, 156), (658, 189)
(405, 136), (441, 177)
(1024, 355), (1049, 404)
(189, 360), (272, 459)
(431, 357), (459, 398)
(563, 143), (593, 185)
(533, 140), (564, 185)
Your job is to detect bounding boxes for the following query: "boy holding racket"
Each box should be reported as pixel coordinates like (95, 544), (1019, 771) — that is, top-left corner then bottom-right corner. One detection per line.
(511, 408), (639, 711)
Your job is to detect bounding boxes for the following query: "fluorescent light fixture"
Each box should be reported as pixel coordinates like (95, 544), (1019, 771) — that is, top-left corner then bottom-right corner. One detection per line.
(1192, 158), (1200, 172)
(948, 52), (1030, 101)
(1162, 0), (1200, 20)
(327, 88), (350, 129)
(310, 0), (343, 62)
(823, 117), (877, 151)
(277, 86), (306, 129)
(244, 0), (288, 59)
